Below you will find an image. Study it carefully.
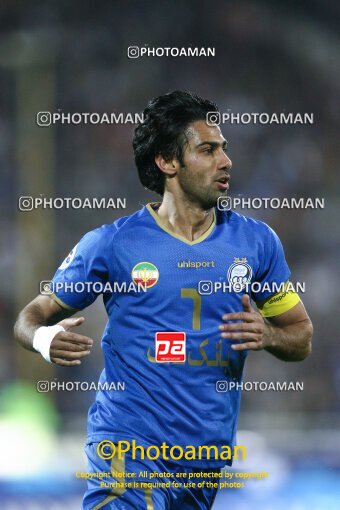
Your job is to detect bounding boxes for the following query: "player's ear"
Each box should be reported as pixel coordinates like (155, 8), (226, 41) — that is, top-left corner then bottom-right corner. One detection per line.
(154, 154), (178, 177)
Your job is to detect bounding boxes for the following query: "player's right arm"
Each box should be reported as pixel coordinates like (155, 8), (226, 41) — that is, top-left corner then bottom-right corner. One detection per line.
(15, 225), (111, 366)
(14, 294), (93, 366)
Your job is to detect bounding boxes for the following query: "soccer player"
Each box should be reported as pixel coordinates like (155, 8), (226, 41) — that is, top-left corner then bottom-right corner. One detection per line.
(15, 91), (313, 510)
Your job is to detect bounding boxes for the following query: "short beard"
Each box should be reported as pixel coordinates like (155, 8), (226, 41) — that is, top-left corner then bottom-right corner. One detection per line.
(179, 171), (224, 210)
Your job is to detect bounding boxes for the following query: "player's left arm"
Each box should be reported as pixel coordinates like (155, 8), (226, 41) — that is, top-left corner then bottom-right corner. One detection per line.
(219, 294), (313, 361)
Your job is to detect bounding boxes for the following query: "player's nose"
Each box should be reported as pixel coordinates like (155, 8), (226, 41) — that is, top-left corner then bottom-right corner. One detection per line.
(218, 150), (232, 171)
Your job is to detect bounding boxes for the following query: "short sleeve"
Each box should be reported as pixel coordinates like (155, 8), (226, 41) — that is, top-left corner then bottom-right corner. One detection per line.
(49, 226), (110, 311)
(251, 225), (291, 303)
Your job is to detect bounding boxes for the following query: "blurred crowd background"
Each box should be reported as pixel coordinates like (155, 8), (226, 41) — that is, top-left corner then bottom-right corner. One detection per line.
(0, 0), (339, 508)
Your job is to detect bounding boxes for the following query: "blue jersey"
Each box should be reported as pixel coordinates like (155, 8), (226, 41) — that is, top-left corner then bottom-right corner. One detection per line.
(51, 203), (291, 468)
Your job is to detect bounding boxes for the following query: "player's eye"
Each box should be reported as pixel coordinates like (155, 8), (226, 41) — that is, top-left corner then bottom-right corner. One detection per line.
(203, 147), (214, 154)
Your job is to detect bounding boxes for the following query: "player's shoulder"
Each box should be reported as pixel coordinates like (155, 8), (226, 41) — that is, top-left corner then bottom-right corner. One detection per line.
(112, 205), (150, 231)
(223, 209), (276, 236)
(79, 205), (149, 245)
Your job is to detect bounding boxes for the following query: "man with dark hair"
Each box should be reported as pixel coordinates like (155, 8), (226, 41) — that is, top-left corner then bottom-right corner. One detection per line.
(133, 90), (219, 196)
(15, 90), (313, 509)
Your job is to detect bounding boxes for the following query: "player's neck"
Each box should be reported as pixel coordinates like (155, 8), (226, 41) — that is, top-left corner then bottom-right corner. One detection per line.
(156, 193), (215, 242)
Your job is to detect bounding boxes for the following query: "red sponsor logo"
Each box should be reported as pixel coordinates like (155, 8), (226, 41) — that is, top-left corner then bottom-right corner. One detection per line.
(155, 332), (186, 362)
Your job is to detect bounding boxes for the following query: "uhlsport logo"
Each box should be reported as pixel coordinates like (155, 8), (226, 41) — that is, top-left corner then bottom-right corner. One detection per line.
(131, 262), (159, 289)
(227, 257), (252, 292)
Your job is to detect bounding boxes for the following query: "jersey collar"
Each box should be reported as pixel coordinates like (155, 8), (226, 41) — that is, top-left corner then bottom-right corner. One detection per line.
(146, 202), (216, 246)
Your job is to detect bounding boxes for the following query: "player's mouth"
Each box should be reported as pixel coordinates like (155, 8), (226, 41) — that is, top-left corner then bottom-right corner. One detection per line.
(214, 174), (230, 190)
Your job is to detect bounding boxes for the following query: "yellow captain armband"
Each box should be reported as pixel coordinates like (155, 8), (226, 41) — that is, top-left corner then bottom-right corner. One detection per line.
(256, 282), (301, 318)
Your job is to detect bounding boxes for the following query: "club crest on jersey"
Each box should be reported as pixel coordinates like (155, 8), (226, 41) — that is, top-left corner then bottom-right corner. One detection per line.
(131, 262), (159, 289)
(59, 244), (78, 270)
(227, 257), (252, 292)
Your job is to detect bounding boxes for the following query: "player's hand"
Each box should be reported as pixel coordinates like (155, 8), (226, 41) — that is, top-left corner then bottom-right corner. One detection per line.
(219, 295), (270, 351)
(50, 317), (93, 366)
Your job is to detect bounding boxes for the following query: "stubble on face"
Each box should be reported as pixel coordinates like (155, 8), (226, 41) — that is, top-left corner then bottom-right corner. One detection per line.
(175, 121), (230, 210)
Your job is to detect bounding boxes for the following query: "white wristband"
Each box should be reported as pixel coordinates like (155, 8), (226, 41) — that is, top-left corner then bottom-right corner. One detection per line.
(33, 325), (65, 363)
